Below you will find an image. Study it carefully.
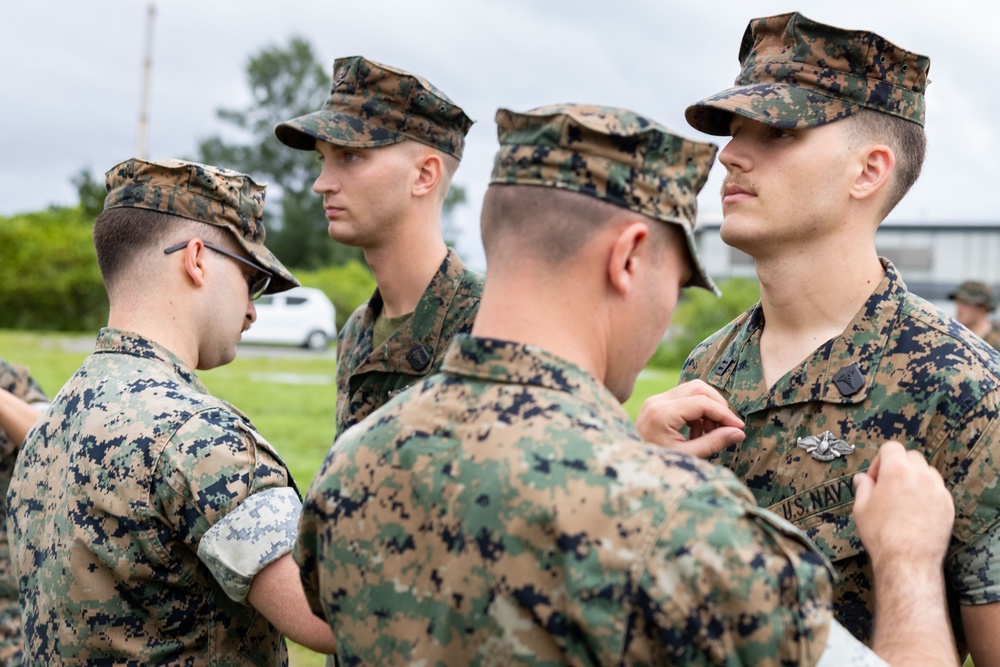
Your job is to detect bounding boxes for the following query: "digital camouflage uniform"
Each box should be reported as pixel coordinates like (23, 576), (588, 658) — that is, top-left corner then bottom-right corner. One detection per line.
(683, 12), (1000, 655)
(274, 56), (479, 438)
(300, 336), (841, 665)
(334, 248), (482, 435)
(681, 261), (1000, 651)
(296, 104), (889, 666)
(0, 359), (47, 665)
(6, 159), (302, 666)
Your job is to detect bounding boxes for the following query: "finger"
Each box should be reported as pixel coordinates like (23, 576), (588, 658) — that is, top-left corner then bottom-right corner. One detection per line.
(670, 427), (745, 459)
(655, 380), (736, 412)
(663, 396), (744, 429)
(852, 471), (874, 509)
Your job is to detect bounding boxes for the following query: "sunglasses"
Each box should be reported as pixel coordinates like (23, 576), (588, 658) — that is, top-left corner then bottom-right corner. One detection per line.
(164, 241), (273, 300)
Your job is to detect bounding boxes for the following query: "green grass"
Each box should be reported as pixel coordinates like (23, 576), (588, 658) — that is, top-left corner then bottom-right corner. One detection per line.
(1, 329), (680, 666)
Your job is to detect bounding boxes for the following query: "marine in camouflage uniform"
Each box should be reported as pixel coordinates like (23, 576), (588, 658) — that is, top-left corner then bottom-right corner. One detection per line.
(5, 159), (327, 665)
(949, 280), (1000, 351)
(0, 360), (48, 665)
(275, 56), (483, 437)
(679, 12), (1000, 658)
(294, 104), (909, 665)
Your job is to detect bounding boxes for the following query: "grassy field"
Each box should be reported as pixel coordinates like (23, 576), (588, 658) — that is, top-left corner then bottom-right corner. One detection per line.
(0, 329), (679, 665)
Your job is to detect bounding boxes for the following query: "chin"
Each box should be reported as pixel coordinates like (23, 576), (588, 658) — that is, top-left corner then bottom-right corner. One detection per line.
(326, 223), (364, 247)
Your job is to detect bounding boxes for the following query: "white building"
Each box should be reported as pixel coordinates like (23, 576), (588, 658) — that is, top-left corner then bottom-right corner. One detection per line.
(694, 218), (1000, 315)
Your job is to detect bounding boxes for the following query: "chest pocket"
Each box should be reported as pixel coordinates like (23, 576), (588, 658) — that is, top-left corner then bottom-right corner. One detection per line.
(766, 474), (863, 563)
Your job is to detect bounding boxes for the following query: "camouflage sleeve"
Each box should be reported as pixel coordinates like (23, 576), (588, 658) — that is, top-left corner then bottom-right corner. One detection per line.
(947, 523), (1000, 605)
(641, 477), (834, 664)
(816, 620), (889, 666)
(945, 393), (1000, 604)
(0, 360), (48, 405)
(294, 457), (336, 620)
(155, 407), (296, 601)
(197, 486), (302, 602)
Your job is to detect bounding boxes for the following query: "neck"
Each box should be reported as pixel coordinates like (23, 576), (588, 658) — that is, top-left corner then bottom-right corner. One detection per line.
(752, 234), (885, 386)
(107, 302), (199, 370)
(363, 220), (448, 318)
(472, 268), (605, 383)
(971, 318), (994, 338)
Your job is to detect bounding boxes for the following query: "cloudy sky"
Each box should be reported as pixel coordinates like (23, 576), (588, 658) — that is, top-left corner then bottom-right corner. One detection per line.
(2, 1), (995, 270)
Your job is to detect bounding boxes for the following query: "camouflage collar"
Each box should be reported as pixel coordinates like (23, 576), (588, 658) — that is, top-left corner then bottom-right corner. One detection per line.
(710, 258), (905, 413)
(94, 327), (207, 392)
(353, 248), (476, 376)
(442, 336), (630, 422)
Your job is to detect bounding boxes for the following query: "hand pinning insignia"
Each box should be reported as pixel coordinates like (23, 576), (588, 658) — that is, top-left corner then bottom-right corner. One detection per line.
(797, 430), (856, 462)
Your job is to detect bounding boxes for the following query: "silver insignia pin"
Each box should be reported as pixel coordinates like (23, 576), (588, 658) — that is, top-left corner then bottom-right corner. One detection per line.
(797, 430), (856, 462)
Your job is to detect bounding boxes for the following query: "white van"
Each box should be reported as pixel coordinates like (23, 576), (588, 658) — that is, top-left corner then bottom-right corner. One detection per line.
(240, 286), (337, 350)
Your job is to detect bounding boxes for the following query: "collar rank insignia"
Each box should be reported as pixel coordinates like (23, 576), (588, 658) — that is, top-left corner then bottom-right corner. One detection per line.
(797, 430), (856, 462)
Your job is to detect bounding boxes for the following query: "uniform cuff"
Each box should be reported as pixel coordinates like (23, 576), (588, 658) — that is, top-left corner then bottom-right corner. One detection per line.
(197, 487), (302, 603)
(816, 620), (889, 666)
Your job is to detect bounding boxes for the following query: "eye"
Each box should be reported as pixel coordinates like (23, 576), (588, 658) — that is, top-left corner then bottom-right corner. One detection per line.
(766, 126), (795, 140)
(341, 151), (360, 163)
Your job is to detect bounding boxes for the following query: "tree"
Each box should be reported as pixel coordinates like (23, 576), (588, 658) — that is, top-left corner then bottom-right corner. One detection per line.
(195, 36), (356, 269)
(72, 167), (107, 222)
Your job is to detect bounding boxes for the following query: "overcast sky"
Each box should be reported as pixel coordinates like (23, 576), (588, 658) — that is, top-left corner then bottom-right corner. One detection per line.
(2, 1), (995, 270)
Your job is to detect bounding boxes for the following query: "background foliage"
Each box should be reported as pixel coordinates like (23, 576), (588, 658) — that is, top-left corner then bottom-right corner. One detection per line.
(649, 277), (760, 369)
(0, 207), (107, 332)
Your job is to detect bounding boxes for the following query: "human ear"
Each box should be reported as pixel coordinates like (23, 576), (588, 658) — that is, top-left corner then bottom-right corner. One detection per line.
(412, 151), (444, 198)
(851, 144), (895, 203)
(607, 221), (649, 297)
(180, 239), (210, 288)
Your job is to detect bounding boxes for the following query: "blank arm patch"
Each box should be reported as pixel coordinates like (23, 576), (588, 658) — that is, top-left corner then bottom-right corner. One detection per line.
(197, 486), (302, 603)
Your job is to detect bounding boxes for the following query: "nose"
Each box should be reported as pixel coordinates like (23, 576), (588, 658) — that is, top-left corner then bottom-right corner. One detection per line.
(719, 135), (752, 175)
(313, 161), (341, 195)
(247, 299), (257, 324)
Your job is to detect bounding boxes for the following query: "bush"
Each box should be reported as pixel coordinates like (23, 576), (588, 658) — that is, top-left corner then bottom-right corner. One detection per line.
(0, 207), (107, 332)
(292, 261), (376, 330)
(649, 277), (760, 369)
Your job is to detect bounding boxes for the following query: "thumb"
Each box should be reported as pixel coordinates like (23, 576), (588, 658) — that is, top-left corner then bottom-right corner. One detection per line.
(852, 471), (874, 510)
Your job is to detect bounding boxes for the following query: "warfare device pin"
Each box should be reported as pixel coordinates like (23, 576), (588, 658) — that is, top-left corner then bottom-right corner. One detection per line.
(797, 430), (856, 462)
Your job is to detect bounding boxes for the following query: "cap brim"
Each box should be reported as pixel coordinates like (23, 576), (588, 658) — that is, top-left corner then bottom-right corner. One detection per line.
(685, 83), (861, 136)
(275, 109), (407, 151)
(678, 224), (719, 296)
(235, 237), (300, 295)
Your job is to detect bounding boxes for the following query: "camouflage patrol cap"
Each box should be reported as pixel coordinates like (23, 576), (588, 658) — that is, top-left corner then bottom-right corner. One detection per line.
(275, 56), (473, 159)
(103, 158), (299, 294)
(949, 280), (996, 311)
(686, 12), (930, 136)
(491, 104), (719, 294)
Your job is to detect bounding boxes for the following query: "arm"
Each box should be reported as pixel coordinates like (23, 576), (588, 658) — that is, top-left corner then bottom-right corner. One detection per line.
(960, 602), (1000, 667)
(0, 387), (44, 447)
(247, 552), (336, 654)
(852, 441), (959, 666)
(635, 379), (745, 458)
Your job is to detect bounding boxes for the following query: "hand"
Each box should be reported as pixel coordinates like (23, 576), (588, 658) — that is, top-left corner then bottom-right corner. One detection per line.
(853, 441), (954, 571)
(635, 380), (745, 458)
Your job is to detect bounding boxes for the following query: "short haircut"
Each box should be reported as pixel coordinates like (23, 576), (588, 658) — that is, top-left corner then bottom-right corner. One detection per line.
(480, 184), (678, 267)
(93, 207), (227, 290)
(844, 109), (926, 221)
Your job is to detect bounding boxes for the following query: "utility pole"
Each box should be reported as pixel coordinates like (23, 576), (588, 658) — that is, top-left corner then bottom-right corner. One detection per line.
(135, 2), (156, 159)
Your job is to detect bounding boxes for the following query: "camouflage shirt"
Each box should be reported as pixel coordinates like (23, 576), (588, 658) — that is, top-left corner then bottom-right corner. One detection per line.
(298, 335), (837, 665)
(0, 359), (48, 665)
(335, 247), (483, 437)
(6, 329), (301, 666)
(681, 259), (1000, 652)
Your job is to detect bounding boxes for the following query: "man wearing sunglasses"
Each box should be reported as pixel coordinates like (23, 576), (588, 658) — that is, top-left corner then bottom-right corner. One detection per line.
(7, 158), (336, 664)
